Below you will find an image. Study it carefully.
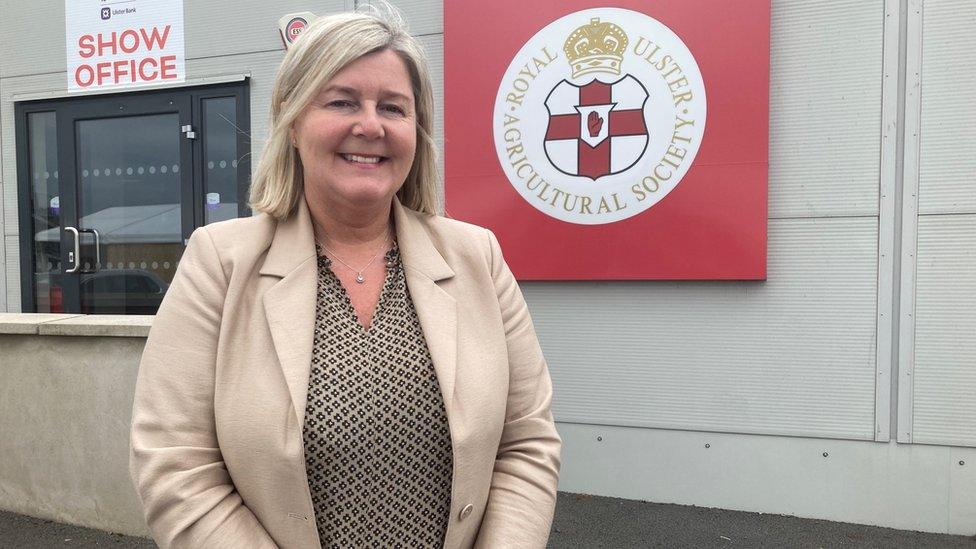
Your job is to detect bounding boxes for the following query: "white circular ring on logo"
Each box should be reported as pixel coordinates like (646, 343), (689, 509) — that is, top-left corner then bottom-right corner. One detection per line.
(493, 8), (706, 225)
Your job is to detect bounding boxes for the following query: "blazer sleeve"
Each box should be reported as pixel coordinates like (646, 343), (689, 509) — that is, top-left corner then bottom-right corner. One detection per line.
(129, 227), (278, 549)
(475, 229), (562, 549)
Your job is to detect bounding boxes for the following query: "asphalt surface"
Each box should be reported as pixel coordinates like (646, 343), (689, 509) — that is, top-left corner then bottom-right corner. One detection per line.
(2, 492), (975, 548)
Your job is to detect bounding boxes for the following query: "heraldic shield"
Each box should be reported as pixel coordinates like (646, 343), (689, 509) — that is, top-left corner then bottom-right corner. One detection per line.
(543, 75), (649, 180)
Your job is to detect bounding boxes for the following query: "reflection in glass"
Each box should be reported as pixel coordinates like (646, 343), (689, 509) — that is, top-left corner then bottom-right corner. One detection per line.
(203, 97), (241, 224)
(29, 112), (62, 313)
(73, 114), (182, 314)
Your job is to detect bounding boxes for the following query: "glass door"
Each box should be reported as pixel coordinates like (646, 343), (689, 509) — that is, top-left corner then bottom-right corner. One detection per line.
(21, 111), (63, 314)
(16, 82), (249, 314)
(60, 94), (193, 314)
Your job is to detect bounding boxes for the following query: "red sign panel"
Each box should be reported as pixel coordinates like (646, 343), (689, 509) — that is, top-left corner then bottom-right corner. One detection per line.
(445, 0), (770, 279)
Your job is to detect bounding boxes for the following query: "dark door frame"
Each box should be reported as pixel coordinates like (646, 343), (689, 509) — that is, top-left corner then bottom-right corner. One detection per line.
(14, 81), (250, 313)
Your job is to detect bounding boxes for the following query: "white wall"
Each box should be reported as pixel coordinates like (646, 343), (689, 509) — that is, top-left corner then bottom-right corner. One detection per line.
(900, 0), (976, 448)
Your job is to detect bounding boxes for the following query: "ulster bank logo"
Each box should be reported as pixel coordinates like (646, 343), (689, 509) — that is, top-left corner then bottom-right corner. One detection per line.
(493, 8), (707, 225)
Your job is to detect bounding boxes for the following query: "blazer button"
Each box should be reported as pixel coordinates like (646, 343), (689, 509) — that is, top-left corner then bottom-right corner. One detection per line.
(459, 504), (473, 521)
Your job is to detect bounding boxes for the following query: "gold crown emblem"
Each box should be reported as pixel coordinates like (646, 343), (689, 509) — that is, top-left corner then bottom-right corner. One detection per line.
(563, 18), (629, 79)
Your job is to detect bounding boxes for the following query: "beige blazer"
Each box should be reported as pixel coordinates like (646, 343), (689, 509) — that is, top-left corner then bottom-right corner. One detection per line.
(129, 196), (561, 549)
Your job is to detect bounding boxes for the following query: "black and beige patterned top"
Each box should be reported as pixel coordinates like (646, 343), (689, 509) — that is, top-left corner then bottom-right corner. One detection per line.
(302, 241), (454, 548)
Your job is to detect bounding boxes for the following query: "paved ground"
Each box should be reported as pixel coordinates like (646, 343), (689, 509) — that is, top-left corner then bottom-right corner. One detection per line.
(2, 492), (975, 548)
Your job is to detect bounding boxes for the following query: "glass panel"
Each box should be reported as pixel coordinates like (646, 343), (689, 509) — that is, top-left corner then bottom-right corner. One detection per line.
(29, 112), (64, 313)
(203, 96), (240, 224)
(76, 114), (181, 314)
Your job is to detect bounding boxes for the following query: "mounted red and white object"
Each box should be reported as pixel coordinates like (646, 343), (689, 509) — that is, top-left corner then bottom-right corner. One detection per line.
(445, 1), (771, 280)
(278, 12), (317, 50)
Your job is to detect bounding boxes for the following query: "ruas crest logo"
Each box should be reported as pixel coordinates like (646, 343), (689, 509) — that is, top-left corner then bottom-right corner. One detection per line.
(493, 8), (707, 225)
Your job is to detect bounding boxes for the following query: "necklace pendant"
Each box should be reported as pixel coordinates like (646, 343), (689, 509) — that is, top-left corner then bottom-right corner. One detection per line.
(355, 274), (365, 284)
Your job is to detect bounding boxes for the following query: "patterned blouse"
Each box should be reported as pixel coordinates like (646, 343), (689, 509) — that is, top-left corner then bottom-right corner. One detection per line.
(302, 241), (454, 548)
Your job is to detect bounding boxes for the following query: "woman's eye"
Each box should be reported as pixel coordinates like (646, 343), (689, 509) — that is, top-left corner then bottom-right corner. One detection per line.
(327, 99), (354, 108)
(382, 104), (406, 115)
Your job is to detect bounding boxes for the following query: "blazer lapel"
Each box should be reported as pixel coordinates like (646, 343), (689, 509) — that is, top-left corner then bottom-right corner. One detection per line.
(261, 197), (318, 424)
(259, 196), (460, 424)
(392, 199), (458, 414)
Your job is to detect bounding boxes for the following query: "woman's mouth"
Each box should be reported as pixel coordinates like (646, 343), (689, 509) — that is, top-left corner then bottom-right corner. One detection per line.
(340, 153), (386, 166)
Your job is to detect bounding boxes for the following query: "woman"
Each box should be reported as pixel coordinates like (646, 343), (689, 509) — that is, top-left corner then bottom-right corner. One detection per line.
(128, 7), (561, 549)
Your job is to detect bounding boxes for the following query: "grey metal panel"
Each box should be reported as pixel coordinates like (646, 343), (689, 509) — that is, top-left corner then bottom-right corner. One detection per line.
(526, 217), (879, 440)
(917, 0), (976, 215)
(0, 70), (6, 311)
(901, 0), (975, 448)
(182, 0), (344, 61)
(0, 1), (66, 78)
(898, 0), (924, 443)
(4, 236), (17, 313)
(0, 1), (346, 79)
(365, 0), (442, 36)
(768, 0), (884, 219)
(873, 0), (901, 442)
(912, 214), (976, 447)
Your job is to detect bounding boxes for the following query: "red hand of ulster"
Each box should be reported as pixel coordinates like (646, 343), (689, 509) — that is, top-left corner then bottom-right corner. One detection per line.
(587, 110), (604, 137)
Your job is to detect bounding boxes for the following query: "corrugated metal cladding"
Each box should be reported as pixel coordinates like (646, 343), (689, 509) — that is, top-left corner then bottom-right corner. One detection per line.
(9, 1), (973, 445)
(531, 218), (879, 439)
(912, 0), (976, 447)
(531, 0), (886, 441)
(768, 0), (883, 219)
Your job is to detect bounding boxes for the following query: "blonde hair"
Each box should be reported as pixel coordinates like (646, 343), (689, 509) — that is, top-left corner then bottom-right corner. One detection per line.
(249, 6), (439, 219)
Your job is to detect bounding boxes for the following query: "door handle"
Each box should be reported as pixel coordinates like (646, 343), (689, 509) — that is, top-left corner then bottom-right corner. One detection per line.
(64, 227), (80, 273)
(79, 228), (101, 271)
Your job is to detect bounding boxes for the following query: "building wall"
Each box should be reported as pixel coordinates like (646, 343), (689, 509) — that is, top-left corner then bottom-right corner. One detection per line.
(0, 322), (151, 537)
(0, 36), (6, 313)
(904, 0), (976, 447)
(0, 0), (973, 536)
(515, 0), (891, 441)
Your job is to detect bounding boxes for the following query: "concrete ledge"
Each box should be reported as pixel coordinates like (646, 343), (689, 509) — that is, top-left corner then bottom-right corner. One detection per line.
(0, 314), (153, 338)
(38, 315), (154, 338)
(0, 314), (84, 335)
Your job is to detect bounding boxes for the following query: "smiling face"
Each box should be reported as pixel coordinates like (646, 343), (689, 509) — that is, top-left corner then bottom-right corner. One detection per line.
(292, 49), (417, 213)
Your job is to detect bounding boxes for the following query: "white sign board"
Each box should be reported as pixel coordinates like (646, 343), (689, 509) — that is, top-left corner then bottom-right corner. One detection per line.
(65, 0), (186, 92)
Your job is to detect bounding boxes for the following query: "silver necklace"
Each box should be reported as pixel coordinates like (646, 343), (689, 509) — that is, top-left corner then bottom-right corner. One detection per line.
(316, 232), (392, 284)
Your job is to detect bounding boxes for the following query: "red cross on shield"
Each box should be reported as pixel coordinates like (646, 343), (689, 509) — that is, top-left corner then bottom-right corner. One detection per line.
(544, 76), (649, 180)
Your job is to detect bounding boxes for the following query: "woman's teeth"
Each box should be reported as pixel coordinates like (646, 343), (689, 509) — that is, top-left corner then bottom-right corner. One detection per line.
(342, 154), (382, 164)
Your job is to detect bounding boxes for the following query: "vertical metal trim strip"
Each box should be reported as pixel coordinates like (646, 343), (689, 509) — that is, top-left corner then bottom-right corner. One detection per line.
(875, 0), (902, 442)
(897, 0), (924, 444)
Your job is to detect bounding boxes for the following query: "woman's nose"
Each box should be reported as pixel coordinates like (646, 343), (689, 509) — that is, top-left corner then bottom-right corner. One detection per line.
(352, 105), (384, 139)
